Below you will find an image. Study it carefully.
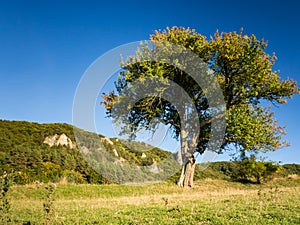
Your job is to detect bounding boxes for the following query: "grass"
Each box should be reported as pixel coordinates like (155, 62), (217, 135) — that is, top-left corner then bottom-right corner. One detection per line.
(6, 177), (300, 224)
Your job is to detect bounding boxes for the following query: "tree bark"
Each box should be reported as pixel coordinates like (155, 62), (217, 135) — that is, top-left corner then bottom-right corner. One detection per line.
(184, 156), (196, 187)
(176, 94), (198, 188)
(177, 118), (197, 188)
(177, 155), (196, 187)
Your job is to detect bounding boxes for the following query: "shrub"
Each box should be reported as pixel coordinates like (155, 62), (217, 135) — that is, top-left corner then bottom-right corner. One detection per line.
(231, 155), (280, 183)
(62, 170), (85, 184)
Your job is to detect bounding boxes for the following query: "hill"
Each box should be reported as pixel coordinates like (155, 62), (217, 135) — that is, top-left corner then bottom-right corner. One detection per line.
(0, 120), (174, 184)
(0, 120), (299, 184)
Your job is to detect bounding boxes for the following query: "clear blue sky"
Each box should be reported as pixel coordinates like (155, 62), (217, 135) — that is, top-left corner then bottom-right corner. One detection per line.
(0, 0), (299, 163)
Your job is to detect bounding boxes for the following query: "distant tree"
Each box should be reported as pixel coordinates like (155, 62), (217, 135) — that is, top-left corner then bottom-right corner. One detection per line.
(102, 27), (299, 187)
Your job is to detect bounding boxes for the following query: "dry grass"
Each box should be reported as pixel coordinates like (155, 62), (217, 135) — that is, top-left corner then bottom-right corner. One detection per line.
(51, 181), (299, 208)
(287, 174), (298, 179)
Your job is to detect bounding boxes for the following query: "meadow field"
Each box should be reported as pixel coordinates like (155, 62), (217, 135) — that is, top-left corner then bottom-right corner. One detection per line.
(5, 177), (300, 224)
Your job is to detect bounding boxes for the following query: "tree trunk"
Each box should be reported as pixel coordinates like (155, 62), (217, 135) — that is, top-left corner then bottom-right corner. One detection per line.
(176, 119), (197, 188)
(176, 96), (198, 188)
(177, 155), (196, 187)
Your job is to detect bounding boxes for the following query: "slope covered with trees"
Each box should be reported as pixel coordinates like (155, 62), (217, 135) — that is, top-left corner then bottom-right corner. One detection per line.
(0, 120), (100, 184)
(0, 120), (173, 184)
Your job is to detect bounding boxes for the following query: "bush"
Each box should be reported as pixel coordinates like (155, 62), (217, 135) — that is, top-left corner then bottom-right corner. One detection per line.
(62, 170), (85, 183)
(231, 155), (280, 183)
(282, 164), (300, 176)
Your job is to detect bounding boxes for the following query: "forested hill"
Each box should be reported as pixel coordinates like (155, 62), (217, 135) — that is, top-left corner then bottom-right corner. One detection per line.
(0, 119), (171, 184)
(1, 120), (299, 185)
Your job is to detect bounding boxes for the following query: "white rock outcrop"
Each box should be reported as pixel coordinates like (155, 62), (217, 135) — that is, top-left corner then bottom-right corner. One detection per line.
(113, 149), (119, 157)
(43, 133), (75, 149)
(149, 160), (160, 174)
(101, 136), (114, 145)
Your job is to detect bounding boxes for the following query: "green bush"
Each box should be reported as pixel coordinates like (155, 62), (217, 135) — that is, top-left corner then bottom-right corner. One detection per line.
(62, 170), (85, 183)
(282, 164), (300, 176)
(231, 155), (280, 183)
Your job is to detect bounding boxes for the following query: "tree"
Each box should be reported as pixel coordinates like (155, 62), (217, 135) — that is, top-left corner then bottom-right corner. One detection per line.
(102, 27), (299, 187)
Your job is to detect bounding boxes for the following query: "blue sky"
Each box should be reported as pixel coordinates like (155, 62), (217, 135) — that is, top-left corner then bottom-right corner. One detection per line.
(0, 0), (299, 163)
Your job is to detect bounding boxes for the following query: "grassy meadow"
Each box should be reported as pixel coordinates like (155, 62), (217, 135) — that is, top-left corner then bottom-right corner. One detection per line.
(5, 176), (300, 224)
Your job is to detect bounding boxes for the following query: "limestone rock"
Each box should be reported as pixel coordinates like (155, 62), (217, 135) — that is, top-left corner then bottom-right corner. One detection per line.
(149, 160), (161, 174)
(101, 136), (114, 145)
(113, 149), (119, 157)
(43, 133), (75, 149)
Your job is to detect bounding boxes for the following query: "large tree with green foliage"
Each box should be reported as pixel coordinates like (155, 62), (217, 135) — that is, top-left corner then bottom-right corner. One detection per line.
(102, 27), (299, 187)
